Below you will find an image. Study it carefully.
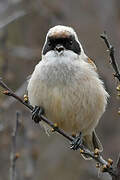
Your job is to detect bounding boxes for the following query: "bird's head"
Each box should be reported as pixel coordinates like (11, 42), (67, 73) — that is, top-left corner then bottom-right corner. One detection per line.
(42, 25), (85, 59)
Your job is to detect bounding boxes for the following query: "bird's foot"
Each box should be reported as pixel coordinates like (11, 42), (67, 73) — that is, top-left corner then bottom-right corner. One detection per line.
(32, 106), (44, 123)
(70, 132), (82, 150)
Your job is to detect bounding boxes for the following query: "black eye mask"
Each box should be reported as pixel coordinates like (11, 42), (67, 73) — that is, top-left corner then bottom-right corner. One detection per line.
(42, 36), (81, 55)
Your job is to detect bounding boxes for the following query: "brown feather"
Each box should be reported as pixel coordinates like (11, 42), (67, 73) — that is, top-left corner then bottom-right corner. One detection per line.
(87, 58), (97, 71)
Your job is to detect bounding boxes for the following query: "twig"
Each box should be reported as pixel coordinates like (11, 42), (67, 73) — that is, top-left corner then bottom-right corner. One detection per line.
(0, 79), (33, 110)
(0, 11), (27, 29)
(2, 81), (28, 110)
(112, 155), (120, 180)
(100, 32), (120, 179)
(0, 78), (118, 179)
(10, 111), (21, 180)
(100, 31), (120, 82)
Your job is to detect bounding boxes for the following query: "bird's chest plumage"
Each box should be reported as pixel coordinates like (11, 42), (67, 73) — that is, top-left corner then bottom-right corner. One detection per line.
(28, 58), (107, 134)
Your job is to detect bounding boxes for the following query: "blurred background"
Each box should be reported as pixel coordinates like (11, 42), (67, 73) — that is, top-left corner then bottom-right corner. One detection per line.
(0, 0), (120, 180)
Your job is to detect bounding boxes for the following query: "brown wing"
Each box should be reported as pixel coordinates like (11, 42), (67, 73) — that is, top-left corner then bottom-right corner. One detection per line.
(87, 57), (97, 71)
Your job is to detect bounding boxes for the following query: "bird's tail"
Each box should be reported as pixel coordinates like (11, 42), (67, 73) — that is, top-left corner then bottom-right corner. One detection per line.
(82, 131), (103, 160)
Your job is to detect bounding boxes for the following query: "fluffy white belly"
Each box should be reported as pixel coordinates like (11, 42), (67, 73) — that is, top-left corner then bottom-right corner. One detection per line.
(28, 60), (108, 135)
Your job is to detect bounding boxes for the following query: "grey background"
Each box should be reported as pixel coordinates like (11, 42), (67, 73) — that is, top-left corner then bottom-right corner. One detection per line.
(0, 0), (120, 180)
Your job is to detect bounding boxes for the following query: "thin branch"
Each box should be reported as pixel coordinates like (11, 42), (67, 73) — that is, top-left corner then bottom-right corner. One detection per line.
(0, 78), (32, 110)
(0, 11), (27, 29)
(2, 81), (28, 110)
(100, 32), (120, 180)
(0, 78), (12, 91)
(112, 155), (120, 180)
(10, 111), (21, 180)
(100, 31), (120, 82)
(0, 78), (118, 179)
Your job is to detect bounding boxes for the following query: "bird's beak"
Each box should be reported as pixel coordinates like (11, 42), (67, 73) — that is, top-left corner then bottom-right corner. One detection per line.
(55, 44), (65, 53)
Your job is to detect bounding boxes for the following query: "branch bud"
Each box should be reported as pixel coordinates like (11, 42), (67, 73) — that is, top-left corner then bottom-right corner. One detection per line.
(24, 94), (28, 102)
(96, 163), (100, 168)
(54, 123), (58, 128)
(51, 128), (55, 132)
(3, 90), (11, 95)
(80, 149), (84, 154)
(107, 158), (113, 165)
(14, 152), (20, 160)
(94, 148), (99, 157)
(116, 85), (120, 91)
(101, 164), (107, 172)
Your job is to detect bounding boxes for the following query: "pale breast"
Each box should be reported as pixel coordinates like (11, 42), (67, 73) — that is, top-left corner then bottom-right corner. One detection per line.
(28, 60), (108, 135)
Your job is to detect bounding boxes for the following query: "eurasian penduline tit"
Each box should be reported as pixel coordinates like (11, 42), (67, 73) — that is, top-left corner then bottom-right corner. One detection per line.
(27, 25), (109, 159)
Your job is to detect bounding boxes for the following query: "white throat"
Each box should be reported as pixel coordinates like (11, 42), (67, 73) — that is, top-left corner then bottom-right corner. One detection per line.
(42, 50), (79, 63)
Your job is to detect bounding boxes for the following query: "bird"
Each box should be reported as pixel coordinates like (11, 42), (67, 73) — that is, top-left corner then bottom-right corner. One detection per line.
(27, 25), (109, 159)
